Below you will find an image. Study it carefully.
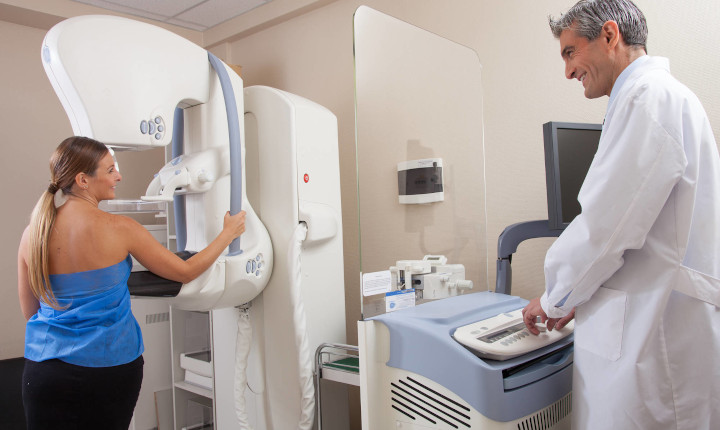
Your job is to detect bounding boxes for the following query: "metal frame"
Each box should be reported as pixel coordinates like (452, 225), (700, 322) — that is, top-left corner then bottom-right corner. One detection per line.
(314, 343), (360, 430)
(496, 220), (562, 294)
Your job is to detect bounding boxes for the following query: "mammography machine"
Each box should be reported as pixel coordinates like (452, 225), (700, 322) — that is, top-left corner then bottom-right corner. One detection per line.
(42, 15), (346, 429)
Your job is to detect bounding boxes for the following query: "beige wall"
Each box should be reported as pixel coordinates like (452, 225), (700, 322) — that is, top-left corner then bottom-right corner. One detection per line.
(1, 0), (718, 396)
(0, 19), (72, 358)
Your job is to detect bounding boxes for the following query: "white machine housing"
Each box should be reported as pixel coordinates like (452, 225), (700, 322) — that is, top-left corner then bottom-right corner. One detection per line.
(41, 15), (206, 148)
(241, 86), (348, 429)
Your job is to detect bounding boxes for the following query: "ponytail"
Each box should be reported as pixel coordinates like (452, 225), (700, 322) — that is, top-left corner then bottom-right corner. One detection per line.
(24, 136), (108, 309)
(27, 186), (63, 309)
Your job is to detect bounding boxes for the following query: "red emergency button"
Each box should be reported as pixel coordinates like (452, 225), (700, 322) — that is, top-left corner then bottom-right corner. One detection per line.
(304, 173), (309, 183)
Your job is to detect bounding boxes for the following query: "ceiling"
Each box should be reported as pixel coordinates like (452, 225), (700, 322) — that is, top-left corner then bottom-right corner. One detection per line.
(70, 0), (272, 31)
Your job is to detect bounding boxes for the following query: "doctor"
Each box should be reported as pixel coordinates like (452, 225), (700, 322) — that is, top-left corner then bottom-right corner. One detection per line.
(522, 0), (720, 428)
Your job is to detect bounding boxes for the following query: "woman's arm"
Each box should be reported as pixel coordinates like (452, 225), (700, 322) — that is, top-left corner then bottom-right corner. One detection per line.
(18, 227), (40, 320)
(122, 211), (246, 284)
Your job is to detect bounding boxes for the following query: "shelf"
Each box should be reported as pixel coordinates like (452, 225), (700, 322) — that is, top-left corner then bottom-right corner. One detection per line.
(315, 343), (360, 387)
(174, 381), (213, 399)
(99, 199), (167, 214)
(321, 357), (360, 386)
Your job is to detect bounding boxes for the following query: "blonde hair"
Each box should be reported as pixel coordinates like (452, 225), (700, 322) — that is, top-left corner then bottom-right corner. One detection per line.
(27, 136), (109, 308)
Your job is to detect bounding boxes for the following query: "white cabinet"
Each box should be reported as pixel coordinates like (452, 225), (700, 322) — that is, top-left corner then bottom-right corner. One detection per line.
(169, 307), (241, 430)
(170, 308), (212, 429)
(130, 298), (173, 430)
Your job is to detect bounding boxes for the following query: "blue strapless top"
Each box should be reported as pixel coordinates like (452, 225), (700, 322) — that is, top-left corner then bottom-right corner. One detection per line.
(25, 255), (144, 367)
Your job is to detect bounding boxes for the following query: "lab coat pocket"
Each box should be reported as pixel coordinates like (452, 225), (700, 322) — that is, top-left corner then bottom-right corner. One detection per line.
(574, 286), (627, 361)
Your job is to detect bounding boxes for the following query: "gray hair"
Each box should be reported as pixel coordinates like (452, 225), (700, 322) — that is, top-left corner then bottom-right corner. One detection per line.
(549, 0), (648, 51)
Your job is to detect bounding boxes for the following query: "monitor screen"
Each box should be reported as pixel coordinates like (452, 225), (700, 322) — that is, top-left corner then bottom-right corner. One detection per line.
(543, 122), (603, 230)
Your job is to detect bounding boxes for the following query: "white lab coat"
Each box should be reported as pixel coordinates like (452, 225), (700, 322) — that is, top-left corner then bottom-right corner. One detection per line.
(540, 56), (720, 429)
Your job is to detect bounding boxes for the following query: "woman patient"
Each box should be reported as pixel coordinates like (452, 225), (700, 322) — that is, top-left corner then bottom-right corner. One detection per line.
(17, 136), (246, 429)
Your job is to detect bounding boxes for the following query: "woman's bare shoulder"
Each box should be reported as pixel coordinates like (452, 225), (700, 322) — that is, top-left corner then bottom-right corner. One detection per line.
(20, 225), (31, 241)
(61, 208), (144, 247)
(102, 211), (144, 234)
(18, 225), (31, 258)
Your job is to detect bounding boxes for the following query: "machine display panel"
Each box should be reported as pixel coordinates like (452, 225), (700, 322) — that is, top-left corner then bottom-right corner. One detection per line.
(453, 308), (574, 361)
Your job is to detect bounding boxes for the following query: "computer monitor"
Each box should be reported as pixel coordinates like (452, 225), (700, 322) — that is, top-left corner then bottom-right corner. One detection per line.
(543, 121), (603, 230)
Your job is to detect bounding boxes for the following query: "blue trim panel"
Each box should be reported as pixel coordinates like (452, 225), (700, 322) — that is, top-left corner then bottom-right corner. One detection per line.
(172, 107), (187, 252)
(207, 52), (243, 255)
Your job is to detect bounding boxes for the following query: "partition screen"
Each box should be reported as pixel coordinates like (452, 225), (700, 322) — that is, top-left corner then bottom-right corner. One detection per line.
(354, 6), (487, 318)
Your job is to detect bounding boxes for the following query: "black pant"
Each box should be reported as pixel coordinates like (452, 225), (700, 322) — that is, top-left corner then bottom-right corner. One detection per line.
(22, 356), (144, 430)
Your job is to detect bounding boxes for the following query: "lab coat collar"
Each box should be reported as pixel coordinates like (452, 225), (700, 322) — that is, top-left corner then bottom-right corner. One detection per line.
(608, 55), (650, 108)
(607, 56), (671, 114)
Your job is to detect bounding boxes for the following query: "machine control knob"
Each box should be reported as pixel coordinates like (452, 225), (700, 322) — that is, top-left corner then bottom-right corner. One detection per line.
(535, 316), (547, 332)
(197, 170), (215, 183)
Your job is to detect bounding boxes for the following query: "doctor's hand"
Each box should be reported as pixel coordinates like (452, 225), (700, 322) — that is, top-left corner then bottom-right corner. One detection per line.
(522, 297), (548, 335)
(549, 308), (575, 331)
(522, 298), (576, 335)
